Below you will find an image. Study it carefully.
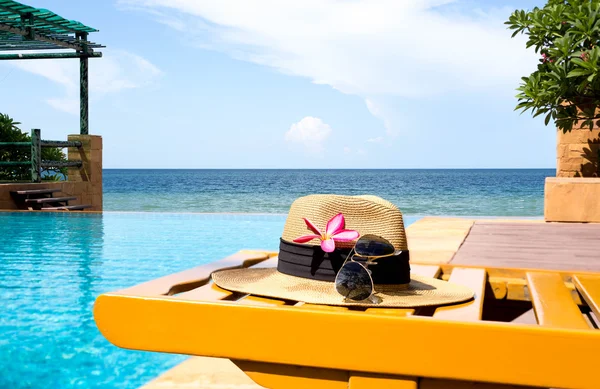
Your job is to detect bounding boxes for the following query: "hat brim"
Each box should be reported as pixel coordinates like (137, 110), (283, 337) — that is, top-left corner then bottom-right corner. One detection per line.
(212, 268), (474, 308)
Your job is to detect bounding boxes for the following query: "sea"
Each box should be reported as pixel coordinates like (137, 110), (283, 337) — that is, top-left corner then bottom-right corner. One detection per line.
(103, 169), (554, 216)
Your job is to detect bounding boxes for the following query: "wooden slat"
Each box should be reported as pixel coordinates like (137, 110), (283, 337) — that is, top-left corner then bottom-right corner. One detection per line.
(115, 251), (271, 297)
(25, 196), (76, 203)
(433, 268), (486, 321)
(296, 303), (348, 311)
(237, 295), (287, 306)
(420, 378), (538, 389)
(349, 372), (417, 389)
(41, 204), (92, 211)
(233, 360), (349, 389)
(11, 188), (60, 195)
(175, 256), (280, 302)
(451, 222), (600, 272)
(574, 274), (600, 320)
(175, 282), (234, 301)
(526, 272), (589, 329)
(366, 265), (441, 317)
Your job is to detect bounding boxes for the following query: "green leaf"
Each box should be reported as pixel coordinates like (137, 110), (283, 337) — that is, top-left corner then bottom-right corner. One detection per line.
(567, 68), (593, 77)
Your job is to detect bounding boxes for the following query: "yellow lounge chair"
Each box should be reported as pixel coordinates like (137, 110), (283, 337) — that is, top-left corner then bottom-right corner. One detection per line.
(94, 250), (600, 389)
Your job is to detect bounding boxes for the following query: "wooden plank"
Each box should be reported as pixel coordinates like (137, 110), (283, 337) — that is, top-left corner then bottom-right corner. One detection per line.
(174, 282), (235, 301)
(11, 188), (60, 195)
(175, 256), (279, 302)
(526, 272), (589, 329)
(141, 357), (263, 389)
(41, 204), (92, 210)
(233, 360), (349, 389)
(297, 303), (349, 312)
(25, 196), (76, 203)
(237, 295), (287, 306)
(366, 265), (441, 316)
(114, 250), (271, 296)
(420, 378), (538, 389)
(451, 222), (600, 272)
(349, 372), (417, 389)
(433, 268), (486, 321)
(573, 274), (600, 320)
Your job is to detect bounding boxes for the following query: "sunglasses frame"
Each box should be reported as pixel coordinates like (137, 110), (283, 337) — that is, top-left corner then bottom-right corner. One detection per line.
(334, 234), (402, 302)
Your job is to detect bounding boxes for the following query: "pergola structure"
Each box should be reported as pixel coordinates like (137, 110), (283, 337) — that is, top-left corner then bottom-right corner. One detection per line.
(0, 0), (104, 134)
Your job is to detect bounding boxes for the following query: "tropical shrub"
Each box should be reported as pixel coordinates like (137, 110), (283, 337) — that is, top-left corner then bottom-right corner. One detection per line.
(0, 113), (67, 181)
(506, 0), (600, 132)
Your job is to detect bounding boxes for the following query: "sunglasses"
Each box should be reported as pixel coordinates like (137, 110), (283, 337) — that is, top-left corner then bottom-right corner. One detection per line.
(334, 234), (402, 302)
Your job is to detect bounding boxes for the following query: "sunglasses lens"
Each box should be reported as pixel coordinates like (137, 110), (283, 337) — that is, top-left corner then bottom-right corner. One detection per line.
(335, 261), (373, 301)
(354, 234), (395, 257)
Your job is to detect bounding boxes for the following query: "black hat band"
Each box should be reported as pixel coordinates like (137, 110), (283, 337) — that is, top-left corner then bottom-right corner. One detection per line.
(277, 238), (410, 284)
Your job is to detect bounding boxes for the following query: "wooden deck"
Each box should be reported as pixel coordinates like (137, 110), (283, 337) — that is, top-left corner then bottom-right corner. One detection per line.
(451, 222), (600, 271)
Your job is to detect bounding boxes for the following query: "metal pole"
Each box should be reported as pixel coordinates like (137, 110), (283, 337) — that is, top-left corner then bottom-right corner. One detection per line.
(78, 32), (89, 135)
(0, 52), (102, 60)
(80, 56), (89, 135)
(31, 129), (41, 183)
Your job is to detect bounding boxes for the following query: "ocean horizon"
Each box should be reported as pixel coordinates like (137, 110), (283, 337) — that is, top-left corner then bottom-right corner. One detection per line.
(103, 168), (553, 216)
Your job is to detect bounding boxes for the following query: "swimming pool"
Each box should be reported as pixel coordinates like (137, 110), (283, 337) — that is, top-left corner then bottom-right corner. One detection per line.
(0, 212), (419, 388)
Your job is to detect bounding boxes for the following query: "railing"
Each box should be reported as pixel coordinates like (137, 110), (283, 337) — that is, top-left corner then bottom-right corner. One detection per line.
(0, 129), (83, 182)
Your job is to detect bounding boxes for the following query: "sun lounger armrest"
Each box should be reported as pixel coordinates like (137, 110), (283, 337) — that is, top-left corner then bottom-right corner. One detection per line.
(115, 250), (273, 297)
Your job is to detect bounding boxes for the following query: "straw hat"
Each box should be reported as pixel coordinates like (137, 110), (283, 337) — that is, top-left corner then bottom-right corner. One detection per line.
(212, 194), (474, 307)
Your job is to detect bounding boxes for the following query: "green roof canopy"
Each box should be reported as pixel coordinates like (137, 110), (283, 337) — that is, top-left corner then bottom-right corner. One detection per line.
(0, 0), (104, 51)
(0, 0), (105, 135)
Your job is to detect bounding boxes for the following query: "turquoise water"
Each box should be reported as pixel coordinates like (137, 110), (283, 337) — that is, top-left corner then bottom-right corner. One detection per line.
(0, 212), (419, 388)
(103, 169), (553, 216)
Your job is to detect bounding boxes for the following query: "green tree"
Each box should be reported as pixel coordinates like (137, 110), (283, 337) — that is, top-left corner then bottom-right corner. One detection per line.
(0, 113), (67, 181)
(506, 0), (600, 132)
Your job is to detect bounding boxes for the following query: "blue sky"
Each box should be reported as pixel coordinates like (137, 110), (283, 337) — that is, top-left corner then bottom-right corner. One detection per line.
(0, 0), (551, 168)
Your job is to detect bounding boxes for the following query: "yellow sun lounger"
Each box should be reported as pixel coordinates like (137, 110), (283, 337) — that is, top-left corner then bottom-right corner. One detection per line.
(94, 250), (600, 389)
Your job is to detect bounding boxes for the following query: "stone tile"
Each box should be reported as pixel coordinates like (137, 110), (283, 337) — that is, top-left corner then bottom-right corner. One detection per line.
(405, 217), (474, 264)
(139, 357), (264, 389)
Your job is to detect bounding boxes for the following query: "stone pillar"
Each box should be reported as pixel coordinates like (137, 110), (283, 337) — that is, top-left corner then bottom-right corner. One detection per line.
(556, 128), (600, 177)
(67, 135), (102, 211)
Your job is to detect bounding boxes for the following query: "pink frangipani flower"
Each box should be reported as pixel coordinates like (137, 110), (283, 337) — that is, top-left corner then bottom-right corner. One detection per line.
(293, 213), (360, 252)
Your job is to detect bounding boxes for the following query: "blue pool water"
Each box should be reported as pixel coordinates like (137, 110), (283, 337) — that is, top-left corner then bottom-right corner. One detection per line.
(0, 212), (419, 388)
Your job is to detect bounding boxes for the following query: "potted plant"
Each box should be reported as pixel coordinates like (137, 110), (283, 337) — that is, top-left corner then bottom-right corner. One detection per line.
(506, 0), (600, 177)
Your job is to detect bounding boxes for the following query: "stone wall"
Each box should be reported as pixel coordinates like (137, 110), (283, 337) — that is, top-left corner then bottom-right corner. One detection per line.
(67, 135), (102, 211)
(0, 134), (102, 211)
(556, 128), (600, 177)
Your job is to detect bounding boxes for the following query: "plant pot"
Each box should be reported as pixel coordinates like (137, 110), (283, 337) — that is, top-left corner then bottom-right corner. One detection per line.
(545, 177), (600, 222)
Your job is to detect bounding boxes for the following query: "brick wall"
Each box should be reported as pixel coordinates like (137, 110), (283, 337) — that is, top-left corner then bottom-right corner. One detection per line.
(556, 128), (600, 177)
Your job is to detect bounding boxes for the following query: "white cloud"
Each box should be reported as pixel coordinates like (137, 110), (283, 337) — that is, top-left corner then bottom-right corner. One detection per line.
(285, 116), (332, 153)
(343, 146), (352, 154)
(121, 0), (536, 136)
(367, 136), (384, 143)
(120, 1), (535, 97)
(4, 49), (162, 114)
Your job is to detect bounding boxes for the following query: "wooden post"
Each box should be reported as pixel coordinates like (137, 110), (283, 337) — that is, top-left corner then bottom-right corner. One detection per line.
(31, 129), (41, 183)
